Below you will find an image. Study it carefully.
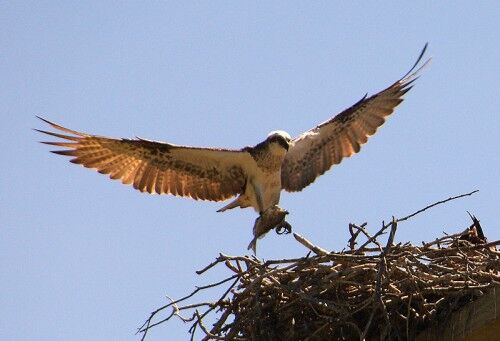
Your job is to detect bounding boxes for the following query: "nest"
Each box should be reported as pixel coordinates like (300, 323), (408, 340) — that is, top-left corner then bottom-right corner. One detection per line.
(138, 191), (499, 340)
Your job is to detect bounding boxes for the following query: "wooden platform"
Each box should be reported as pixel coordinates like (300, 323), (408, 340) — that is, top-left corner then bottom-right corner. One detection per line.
(416, 286), (500, 341)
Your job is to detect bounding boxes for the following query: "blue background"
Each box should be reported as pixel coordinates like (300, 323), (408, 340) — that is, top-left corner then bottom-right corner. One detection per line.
(2, 2), (498, 340)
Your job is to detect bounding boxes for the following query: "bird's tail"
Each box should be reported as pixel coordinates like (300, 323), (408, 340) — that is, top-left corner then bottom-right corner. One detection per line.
(217, 195), (249, 212)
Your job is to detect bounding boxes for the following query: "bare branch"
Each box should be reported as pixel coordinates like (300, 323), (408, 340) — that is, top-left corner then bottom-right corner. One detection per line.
(293, 232), (329, 256)
(398, 190), (478, 222)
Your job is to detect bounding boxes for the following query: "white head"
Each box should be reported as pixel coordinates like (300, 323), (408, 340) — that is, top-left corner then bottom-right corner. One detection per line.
(267, 130), (291, 140)
(266, 130), (291, 150)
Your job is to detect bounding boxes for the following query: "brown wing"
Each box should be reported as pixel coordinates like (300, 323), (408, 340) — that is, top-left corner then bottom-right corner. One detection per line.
(281, 44), (430, 192)
(36, 117), (252, 201)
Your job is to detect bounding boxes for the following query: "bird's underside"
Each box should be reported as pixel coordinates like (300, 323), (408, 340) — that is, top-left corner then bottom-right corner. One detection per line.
(36, 44), (429, 252)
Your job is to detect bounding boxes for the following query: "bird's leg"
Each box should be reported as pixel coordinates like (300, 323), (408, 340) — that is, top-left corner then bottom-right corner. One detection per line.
(275, 220), (292, 235)
(247, 178), (265, 213)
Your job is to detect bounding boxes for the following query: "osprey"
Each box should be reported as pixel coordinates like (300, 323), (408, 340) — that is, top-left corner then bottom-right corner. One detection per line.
(37, 45), (429, 249)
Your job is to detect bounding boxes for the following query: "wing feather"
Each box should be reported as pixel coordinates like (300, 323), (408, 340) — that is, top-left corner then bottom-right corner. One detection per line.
(36, 117), (251, 201)
(282, 44), (430, 191)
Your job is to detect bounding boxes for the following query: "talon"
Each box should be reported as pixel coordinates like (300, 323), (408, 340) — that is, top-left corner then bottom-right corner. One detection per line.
(276, 221), (292, 235)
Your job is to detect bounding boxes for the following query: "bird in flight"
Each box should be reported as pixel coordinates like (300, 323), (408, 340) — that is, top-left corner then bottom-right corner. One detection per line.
(37, 44), (429, 251)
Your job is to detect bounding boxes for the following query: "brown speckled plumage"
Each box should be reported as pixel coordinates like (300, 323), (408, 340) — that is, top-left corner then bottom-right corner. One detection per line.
(36, 44), (429, 250)
(281, 44), (429, 191)
(36, 117), (248, 201)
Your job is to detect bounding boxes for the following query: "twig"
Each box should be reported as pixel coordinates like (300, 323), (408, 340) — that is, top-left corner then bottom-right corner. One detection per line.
(293, 232), (329, 256)
(138, 274), (238, 338)
(398, 190), (478, 222)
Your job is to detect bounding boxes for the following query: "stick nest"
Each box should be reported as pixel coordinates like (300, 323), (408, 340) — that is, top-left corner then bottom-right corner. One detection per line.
(139, 192), (499, 340)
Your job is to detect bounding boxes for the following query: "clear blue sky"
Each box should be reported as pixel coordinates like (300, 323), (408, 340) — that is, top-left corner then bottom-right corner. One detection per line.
(2, 2), (498, 340)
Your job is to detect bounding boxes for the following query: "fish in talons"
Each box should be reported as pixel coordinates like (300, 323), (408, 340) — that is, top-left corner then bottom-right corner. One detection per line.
(248, 205), (291, 254)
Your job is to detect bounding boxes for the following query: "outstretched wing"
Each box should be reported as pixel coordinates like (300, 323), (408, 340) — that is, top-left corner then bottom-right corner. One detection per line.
(36, 117), (251, 201)
(281, 44), (430, 192)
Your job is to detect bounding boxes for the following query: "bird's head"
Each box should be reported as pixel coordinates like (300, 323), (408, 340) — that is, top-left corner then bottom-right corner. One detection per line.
(266, 130), (291, 151)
